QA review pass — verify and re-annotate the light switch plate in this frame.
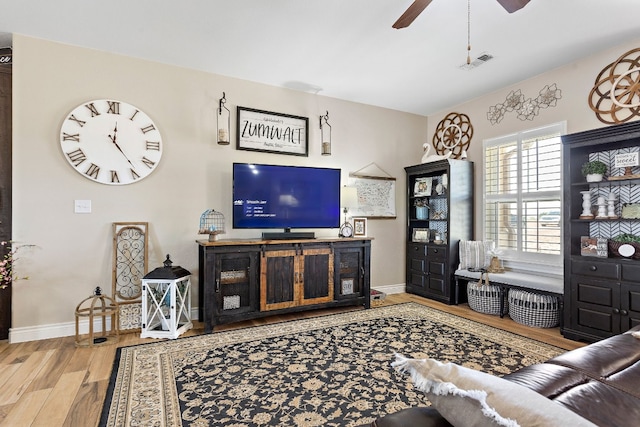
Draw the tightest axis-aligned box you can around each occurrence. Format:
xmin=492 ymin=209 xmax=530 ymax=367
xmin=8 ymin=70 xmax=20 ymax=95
xmin=74 ymin=199 xmax=92 ymax=214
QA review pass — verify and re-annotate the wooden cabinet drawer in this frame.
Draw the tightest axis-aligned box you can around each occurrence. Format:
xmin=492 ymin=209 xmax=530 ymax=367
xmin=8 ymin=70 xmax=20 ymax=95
xmin=428 ymin=245 xmax=447 ymax=259
xmin=572 ymin=260 xmax=620 ymax=280
xmin=408 ymin=243 xmax=427 ymax=257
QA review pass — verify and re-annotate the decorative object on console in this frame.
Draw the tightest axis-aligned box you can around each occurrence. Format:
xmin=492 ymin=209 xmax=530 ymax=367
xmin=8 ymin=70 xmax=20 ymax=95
xmin=432 ymin=112 xmax=472 ymax=159
xmin=609 ymin=233 xmax=640 ymax=259
xmin=319 ymin=110 xmax=331 ymax=156
xmin=199 ymin=209 xmax=226 ymax=241
xmin=580 ymin=190 xmax=594 ymax=219
xmin=112 ymin=222 xmax=148 ymax=331
xmin=141 ymin=255 xmax=192 ymax=339
xmin=434 ymin=232 xmax=443 ymax=244
xmin=581 ymin=236 xmax=608 ymax=258
xmin=596 ymin=195 xmax=608 ymax=219
xmin=216 ymin=92 xmax=230 ymax=145
xmin=609 ymin=152 xmax=640 ymax=180
xmin=414 ymin=199 xmax=429 ymax=220
xmin=414 ymin=177 xmax=432 ymax=196
xmin=339 ymin=186 xmax=358 ymax=237
xmin=353 ymin=217 xmax=367 ymax=237
xmin=589 ymin=47 xmax=640 ymax=124
xmin=421 ymin=142 xmax=451 ymax=163
xmin=608 ymin=192 xmax=618 ymax=219
xmin=412 ymin=227 xmax=430 ymax=242
xmin=60 ymin=99 xmax=163 ymax=185
xmin=622 ymin=203 xmax=640 ymax=219
xmin=487 ymin=84 xmax=562 ymax=124
xmin=236 ymin=107 xmax=309 ymax=156
xmin=581 ymin=160 xmax=607 ymax=182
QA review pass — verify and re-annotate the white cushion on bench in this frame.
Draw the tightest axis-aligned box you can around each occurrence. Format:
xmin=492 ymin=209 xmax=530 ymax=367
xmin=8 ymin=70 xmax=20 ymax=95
xmin=454 ymin=269 xmax=563 ymax=295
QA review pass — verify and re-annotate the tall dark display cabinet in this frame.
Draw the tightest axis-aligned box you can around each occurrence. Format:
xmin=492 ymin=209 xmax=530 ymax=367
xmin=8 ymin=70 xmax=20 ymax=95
xmin=562 ymin=121 xmax=640 ymax=343
xmin=405 ymin=159 xmax=473 ymax=304
xmin=0 ymin=50 xmax=12 ymax=340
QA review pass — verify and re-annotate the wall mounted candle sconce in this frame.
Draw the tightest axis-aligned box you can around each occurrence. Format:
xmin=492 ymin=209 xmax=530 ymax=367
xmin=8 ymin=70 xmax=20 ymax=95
xmin=217 ymin=92 xmax=230 ymax=145
xmin=319 ymin=110 xmax=331 ymax=156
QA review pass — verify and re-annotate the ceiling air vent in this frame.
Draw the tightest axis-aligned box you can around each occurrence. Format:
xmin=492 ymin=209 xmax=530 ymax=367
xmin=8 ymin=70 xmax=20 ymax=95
xmin=459 ymin=52 xmax=494 ymax=70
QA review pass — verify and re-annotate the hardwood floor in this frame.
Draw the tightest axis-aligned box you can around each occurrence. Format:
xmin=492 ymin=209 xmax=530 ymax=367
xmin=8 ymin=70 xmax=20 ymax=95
xmin=0 ymin=293 xmax=585 ymax=426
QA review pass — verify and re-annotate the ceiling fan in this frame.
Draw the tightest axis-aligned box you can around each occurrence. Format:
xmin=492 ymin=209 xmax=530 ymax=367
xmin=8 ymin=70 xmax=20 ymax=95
xmin=392 ymin=0 xmax=530 ymax=29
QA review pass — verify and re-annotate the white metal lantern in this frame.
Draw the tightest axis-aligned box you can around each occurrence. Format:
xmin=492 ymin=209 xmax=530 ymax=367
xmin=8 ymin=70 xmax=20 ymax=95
xmin=141 ymin=254 xmax=192 ymax=339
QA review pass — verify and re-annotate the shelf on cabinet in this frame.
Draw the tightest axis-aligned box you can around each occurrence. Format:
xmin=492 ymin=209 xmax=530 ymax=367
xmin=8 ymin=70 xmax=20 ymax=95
xmin=571 ymin=177 xmax=640 ymax=188
xmin=572 ymin=218 xmax=640 ymax=223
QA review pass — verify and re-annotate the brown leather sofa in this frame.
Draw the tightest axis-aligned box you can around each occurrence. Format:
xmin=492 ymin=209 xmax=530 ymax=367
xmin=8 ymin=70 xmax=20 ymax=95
xmin=368 ymin=325 xmax=640 ymax=427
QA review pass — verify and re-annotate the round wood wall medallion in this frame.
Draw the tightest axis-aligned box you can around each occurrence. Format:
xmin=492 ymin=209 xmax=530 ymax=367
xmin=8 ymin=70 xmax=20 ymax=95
xmin=588 ymin=47 xmax=640 ymax=124
xmin=432 ymin=112 xmax=473 ymax=159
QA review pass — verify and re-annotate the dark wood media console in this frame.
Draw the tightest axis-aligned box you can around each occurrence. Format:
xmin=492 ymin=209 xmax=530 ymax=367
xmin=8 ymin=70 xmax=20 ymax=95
xmin=197 ymin=237 xmax=372 ymax=332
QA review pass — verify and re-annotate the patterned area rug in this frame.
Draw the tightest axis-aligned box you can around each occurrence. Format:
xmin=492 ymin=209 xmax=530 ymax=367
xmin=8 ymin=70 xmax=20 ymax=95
xmin=100 ymin=303 xmax=564 ymax=427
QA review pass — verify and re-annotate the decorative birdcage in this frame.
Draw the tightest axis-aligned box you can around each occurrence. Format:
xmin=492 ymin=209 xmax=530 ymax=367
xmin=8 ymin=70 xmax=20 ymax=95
xmin=198 ymin=209 xmax=226 ymax=241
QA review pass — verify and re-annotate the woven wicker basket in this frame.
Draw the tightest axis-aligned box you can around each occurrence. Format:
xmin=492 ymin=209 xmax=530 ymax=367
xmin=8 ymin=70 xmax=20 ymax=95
xmin=608 ymin=240 xmax=640 ymax=259
xmin=508 ymin=289 xmax=560 ymax=328
xmin=467 ymin=278 xmax=506 ymax=316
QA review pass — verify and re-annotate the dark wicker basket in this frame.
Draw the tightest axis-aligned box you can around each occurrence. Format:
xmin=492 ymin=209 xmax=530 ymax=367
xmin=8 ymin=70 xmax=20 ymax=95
xmin=608 ymin=240 xmax=640 ymax=259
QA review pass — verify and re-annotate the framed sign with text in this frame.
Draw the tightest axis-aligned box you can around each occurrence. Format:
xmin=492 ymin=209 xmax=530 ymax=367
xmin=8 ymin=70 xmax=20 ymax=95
xmin=236 ymin=107 xmax=309 ymax=156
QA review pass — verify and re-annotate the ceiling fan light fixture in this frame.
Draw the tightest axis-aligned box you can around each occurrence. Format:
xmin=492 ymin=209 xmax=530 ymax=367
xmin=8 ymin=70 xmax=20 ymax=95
xmin=459 ymin=52 xmax=494 ymax=70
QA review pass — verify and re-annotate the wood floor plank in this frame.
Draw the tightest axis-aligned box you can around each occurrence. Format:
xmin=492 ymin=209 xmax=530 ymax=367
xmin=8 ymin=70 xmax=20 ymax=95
xmin=0 ymin=350 xmax=55 ymax=405
xmin=63 ymin=347 xmax=95 ymax=374
xmin=0 ymin=362 xmax=21 ymax=392
xmin=0 ymin=340 xmax=40 ymax=365
xmin=86 ymin=345 xmax=117 ymax=383
xmin=31 ymin=370 xmax=86 ymax=427
xmin=26 ymin=343 xmax=75 ymax=392
xmin=63 ymin=379 xmax=108 ymax=427
xmin=0 ymin=388 xmax=50 ymax=427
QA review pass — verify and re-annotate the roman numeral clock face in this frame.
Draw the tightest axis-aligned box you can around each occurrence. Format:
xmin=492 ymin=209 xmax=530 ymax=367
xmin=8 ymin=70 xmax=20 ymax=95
xmin=60 ymin=99 xmax=163 ymax=185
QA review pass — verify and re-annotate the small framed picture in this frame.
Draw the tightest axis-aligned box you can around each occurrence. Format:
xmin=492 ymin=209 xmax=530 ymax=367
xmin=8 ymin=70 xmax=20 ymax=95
xmin=414 ymin=177 xmax=432 ymax=196
xmin=412 ymin=228 xmax=430 ymax=242
xmin=353 ymin=217 xmax=367 ymax=237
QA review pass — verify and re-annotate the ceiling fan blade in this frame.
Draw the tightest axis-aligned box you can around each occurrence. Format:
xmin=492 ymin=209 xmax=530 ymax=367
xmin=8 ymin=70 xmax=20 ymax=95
xmin=392 ymin=0 xmax=433 ymax=29
xmin=496 ymin=0 xmax=531 ymax=13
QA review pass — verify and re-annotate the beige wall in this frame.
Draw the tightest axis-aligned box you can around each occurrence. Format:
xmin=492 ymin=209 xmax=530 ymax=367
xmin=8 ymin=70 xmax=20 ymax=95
xmin=11 ymin=35 xmax=426 ymax=337
xmin=427 ymin=38 xmax=640 ymax=240
xmin=11 ymin=34 xmax=640 ymax=339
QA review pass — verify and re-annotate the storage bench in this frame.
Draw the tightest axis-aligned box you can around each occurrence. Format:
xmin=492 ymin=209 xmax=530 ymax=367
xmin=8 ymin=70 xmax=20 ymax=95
xmin=454 ymin=269 xmax=563 ymax=327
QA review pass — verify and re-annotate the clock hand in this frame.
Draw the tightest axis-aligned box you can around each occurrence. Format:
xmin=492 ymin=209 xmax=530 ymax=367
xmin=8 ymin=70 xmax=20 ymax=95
xmin=108 ymin=122 xmax=135 ymax=169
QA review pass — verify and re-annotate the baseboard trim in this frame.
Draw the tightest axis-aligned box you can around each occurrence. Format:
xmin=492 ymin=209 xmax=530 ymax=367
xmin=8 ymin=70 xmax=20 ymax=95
xmin=9 ymin=287 xmax=408 ymax=343
xmin=9 ymin=308 xmax=201 ymax=344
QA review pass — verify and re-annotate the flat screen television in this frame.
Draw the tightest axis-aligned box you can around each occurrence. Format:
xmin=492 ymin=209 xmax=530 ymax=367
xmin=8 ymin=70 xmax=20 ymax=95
xmin=233 ymin=163 xmax=341 ymax=239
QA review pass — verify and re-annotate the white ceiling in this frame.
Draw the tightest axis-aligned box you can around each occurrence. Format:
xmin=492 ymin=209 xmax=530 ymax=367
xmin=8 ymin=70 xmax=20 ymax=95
xmin=1 ymin=0 xmax=640 ymax=116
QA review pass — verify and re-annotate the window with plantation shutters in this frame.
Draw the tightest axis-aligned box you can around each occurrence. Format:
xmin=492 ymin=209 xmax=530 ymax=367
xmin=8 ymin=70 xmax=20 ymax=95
xmin=483 ymin=122 xmax=565 ymax=266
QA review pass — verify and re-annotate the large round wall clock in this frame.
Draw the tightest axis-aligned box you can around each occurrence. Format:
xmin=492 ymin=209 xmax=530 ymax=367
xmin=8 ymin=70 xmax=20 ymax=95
xmin=60 ymin=99 xmax=163 ymax=185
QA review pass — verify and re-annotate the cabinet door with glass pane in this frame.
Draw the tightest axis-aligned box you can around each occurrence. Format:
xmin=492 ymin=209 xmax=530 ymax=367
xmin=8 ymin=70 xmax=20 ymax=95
xmin=214 ymin=251 xmax=259 ymax=318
